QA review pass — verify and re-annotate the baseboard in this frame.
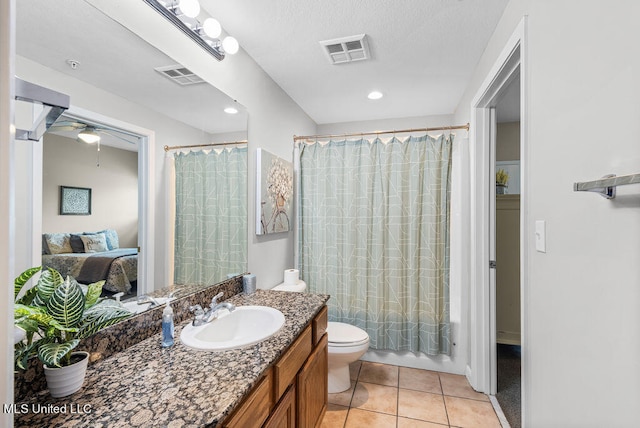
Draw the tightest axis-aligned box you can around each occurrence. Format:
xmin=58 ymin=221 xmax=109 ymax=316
xmin=497 ymin=330 xmax=521 ymax=345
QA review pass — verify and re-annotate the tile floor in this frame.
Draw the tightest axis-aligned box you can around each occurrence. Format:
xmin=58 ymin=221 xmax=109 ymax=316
xmin=321 ymin=361 xmax=502 ymax=428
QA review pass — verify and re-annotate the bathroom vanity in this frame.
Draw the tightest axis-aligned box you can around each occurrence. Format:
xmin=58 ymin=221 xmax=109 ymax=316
xmin=14 ymin=287 xmax=329 ymax=427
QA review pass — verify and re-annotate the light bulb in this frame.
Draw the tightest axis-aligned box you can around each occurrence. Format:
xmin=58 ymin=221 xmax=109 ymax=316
xmin=203 ymin=18 xmax=221 ymax=38
xmin=77 ymin=127 xmax=101 ymax=144
xmin=222 ymin=36 xmax=239 ymax=55
xmin=178 ymin=0 xmax=200 ymax=18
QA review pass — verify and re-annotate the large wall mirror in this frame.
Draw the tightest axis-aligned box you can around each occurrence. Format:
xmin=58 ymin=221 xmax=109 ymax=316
xmin=15 ymin=0 xmax=248 ymax=314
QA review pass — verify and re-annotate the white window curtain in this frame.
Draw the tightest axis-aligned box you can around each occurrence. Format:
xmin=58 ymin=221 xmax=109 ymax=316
xmin=172 ymin=147 xmax=247 ymax=285
xmin=298 ymin=134 xmax=452 ymax=355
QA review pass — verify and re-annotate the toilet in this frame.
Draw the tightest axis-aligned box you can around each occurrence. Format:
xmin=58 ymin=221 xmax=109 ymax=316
xmin=326 ymin=321 xmax=370 ymax=393
xmin=271 ymin=279 xmax=370 ymax=394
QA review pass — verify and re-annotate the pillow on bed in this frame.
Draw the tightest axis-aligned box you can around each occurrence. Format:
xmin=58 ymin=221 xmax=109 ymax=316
xmin=97 ymin=229 xmax=119 ymax=250
xmin=43 ymin=233 xmax=72 ymax=254
xmin=42 ymin=234 xmax=51 ymax=255
xmin=70 ymin=234 xmax=86 ymax=253
xmin=80 ymin=233 xmax=109 ymax=253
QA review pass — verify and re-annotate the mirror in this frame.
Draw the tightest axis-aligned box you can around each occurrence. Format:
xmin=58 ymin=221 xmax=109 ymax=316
xmin=16 ymin=0 xmax=248 ymax=312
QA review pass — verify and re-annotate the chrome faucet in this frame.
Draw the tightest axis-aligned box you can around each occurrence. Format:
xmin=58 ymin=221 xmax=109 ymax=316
xmin=137 ymin=290 xmax=179 ymax=309
xmin=189 ymin=292 xmax=236 ymax=326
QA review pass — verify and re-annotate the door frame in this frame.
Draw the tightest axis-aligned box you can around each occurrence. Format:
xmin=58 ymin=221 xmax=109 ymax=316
xmin=31 ymin=105 xmax=155 ymax=295
xmin=467 ymin=15 xmax=529 ymax=419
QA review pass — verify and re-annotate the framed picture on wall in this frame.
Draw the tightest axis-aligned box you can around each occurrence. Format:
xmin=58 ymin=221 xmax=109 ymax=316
xmin=256 ymin=148 xmax=293 ymax=235
xmin=59 ymin=186 xmax=92 ymax=215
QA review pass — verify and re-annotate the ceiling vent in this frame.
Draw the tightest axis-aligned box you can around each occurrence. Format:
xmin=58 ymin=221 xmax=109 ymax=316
xmin=319 ymin=34 xmax=370 ymax=65
xmin=154 ymin=65 xmax=205 ymax=86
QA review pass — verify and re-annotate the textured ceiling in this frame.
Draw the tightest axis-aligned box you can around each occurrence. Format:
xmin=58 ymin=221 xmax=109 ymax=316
xmin=202 ymin=0 xmax=509 ymax=124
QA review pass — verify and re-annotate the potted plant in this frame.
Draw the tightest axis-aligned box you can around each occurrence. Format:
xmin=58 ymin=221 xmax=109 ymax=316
xmin=14 ymin=266 xmax=132 ymax=397
xmin=496 ymin=169 xmax=509 ymax=194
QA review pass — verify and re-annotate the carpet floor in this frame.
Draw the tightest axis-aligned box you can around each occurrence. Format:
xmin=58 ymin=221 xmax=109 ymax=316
xmin=496 ymin=344 xmax=521 ymax=428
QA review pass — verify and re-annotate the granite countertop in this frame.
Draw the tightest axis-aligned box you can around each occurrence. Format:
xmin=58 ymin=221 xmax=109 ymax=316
xmin=15 ymin=290 xmax=330 ymax=428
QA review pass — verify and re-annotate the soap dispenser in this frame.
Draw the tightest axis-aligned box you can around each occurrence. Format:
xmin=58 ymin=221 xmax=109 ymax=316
xmin=162 ymin=300 xmax=174 ymax=347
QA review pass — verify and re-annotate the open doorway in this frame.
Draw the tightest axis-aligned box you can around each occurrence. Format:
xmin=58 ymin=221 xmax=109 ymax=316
xmin=494 ymin=75 xmax=522 ymax=428
xmin=43 ymin=112 xmax=142 ymax=298
xmin=468 ymin=16 xmax=528 ymax=427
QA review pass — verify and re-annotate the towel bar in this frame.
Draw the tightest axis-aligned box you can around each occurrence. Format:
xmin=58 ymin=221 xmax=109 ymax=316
xmin=573 ymin=173 xmax=640 ymax=199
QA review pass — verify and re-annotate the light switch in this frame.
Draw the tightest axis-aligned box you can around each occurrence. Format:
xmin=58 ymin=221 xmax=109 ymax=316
xmin=535 ymin=220 xmax=546 ymax=253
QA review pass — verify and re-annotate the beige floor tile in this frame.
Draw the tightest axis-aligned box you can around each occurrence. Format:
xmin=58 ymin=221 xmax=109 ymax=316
xmin=349 ymin=360 xmax=362 ymax=381
xmin=344 ymin=408 xmax=397 ymax=428
xmin=358 ymin=361 xmax=399 ymax=387
xmin=399 ymin=367 xmax=442 ymax=394
xmin=328 ymin=380 xmax=356 ymax=407
xmin=439 ymin=373 xmax=489 ymax=401
xmin=350 ymin=381 xmax=398 ymax=415
xmin=398 ymin=389 xmax=449 ymax=425
xmin=321 ymin=403 xmax=349 ymax=428
xmin=398 ymin=417 xmax=450 ymax=428
xmin=445 ymin=396 xmax=501 ymax=428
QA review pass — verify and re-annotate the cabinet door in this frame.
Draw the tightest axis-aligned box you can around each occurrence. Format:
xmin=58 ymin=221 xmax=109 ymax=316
xmin=264 ymin=384 xmax=296 ymax=428
xmin=296 ymin=334 xmax=328 ymax=428
xmin=222 ymin=369 xmax=273 ymax=428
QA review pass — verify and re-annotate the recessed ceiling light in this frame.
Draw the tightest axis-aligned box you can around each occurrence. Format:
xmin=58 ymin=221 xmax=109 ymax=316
xmin=368 ymin=91 xmax=383 ymax=100
xmin=224 ymin=107 xmax=239 ymax=114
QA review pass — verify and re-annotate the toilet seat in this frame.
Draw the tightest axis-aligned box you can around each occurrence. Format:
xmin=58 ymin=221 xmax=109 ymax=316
xmin=327 ymin=322 xmax=369 ymax=347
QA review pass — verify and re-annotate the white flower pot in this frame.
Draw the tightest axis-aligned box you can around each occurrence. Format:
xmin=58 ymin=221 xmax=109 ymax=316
xmin=43 ymin=351 xmax=89 ymax=398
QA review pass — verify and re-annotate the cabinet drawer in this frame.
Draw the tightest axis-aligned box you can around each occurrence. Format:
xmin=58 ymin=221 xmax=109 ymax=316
xmin=274 ymin=325 xmax=312 ymax=399
xmin=312 ymin=306 xmax=328 ymax=345
xmin=222 ymin=368 xmax=273 ymax=428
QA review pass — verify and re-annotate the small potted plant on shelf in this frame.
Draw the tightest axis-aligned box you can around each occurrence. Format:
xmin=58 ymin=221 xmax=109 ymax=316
xmin=14 ymin=266 xmax=132 ymax=397
xmin=496 ymin=169 xmax=509 ymax=195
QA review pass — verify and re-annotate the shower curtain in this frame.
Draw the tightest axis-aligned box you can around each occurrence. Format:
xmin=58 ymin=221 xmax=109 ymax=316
xmin=298 ymin=134 xmax=452 ymax=355
xmin=173 ymin=147 xmax=247 ymax=285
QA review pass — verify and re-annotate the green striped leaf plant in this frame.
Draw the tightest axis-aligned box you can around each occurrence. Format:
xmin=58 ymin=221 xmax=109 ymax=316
xmin=14 ymin=267 xmax=132 ymax=370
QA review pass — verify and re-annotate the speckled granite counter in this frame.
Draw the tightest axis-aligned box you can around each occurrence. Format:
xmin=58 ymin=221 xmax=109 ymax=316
xmin=14 ymin=290 xmax=330 ymax=428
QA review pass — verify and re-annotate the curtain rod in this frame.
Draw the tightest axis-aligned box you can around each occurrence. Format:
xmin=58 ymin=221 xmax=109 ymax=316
xmin=293 ymin=123 xmax=469 ymax=142
xmin=164 ymin=140 xmax=248 ymax=152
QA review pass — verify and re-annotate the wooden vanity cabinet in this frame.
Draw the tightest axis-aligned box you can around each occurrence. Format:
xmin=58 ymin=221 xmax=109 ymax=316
xmin=296 ymin=333 xmax=328 ymax=427
xmin=222 ymin=305 xmax=328 ymax=428
xmin=222 ymin=368 xmax=274 ymax=428
xmin=263 ymin=384 xmax=296 ymax=428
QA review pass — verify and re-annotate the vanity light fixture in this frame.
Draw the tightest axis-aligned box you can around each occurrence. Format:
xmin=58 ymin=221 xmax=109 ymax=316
xmin=367 ymin=91 xmax=383 ymax=100
xmin=144 ymin=0 xmax=239 ymax=61
xmin=77 ymin=127 xmax=101 ymax=144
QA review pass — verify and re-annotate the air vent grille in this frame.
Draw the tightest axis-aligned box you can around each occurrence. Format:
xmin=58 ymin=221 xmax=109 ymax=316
xmin=319 ymin=34 xmax=370 ymax=65
xmin=154 ymin=65 xmax=205 ymax=85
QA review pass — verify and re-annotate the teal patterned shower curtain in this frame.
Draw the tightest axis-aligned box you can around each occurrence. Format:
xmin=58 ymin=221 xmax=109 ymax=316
xmin=174 ymin=147 xmax=247 ymax=285
xmin=298 ymin=134 xmax=452 ymax=355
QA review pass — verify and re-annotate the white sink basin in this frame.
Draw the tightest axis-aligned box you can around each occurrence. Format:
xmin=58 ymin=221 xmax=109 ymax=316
xmin=180 ymin=306 xmax=285 ymax=351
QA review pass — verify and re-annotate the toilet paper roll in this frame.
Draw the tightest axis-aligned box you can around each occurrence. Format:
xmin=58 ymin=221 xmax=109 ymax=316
xmin=243 ymin=274 xmax=256 ymax=294
xmin=284 ymin=269 xmax=299 ymax=285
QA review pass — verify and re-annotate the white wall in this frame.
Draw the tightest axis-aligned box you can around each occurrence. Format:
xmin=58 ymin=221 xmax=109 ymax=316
xmin=456 ymin=0 xmax=640 ymax=426
xmin=42 ymin=134 xmax=138 ymax=248
xmin=316 ymin=114 xmax=469 ymax=374
xmin=1 ymin=0 xmax=15 ymax=423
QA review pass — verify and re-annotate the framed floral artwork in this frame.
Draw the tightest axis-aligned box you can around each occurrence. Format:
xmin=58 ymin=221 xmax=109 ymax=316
xmin=256 ymin=149 xmax=293 ymax=235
